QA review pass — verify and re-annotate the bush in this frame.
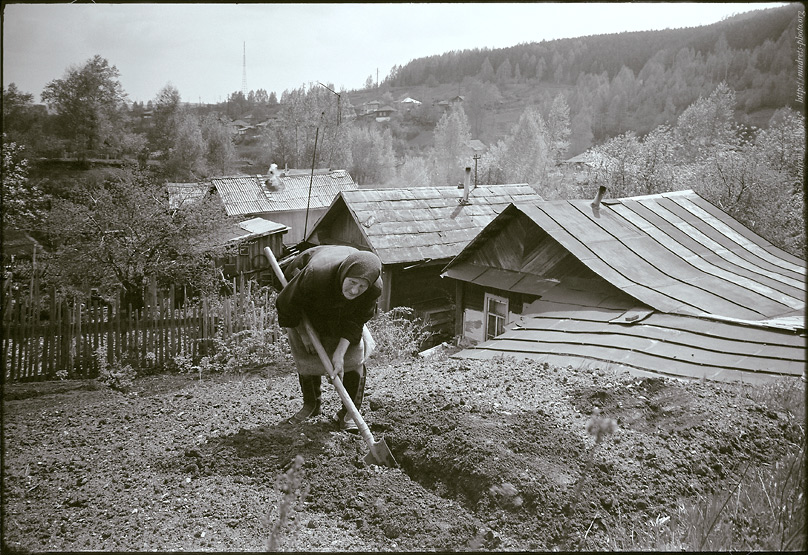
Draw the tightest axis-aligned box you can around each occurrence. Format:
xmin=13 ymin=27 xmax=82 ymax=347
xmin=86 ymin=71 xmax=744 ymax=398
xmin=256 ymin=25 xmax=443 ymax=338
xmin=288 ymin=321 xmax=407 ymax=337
xmin=94 ymin=347 xmax=136 ymax=391
xmin=210 ymin=328 xmax=293 ymax=374
xmin=366 ymin=306 xmax=431 ymax=363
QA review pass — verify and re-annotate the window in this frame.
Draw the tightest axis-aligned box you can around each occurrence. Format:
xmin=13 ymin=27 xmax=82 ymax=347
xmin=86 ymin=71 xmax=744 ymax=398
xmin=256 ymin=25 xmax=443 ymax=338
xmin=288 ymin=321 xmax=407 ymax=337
xmin=484 ymin=293 xmax=509 ymax=340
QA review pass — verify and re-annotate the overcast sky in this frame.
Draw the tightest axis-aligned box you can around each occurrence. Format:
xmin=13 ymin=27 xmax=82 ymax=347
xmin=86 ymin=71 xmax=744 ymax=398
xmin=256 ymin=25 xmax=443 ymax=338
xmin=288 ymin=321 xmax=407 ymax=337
xmin=2 ymin=2 xmax=790 ymax=105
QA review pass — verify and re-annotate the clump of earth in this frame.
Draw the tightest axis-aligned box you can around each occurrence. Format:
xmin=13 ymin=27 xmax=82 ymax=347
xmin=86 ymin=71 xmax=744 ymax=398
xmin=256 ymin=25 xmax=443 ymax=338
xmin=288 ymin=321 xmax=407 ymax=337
xmin=2 ymin=354 xmax=804 ymax=551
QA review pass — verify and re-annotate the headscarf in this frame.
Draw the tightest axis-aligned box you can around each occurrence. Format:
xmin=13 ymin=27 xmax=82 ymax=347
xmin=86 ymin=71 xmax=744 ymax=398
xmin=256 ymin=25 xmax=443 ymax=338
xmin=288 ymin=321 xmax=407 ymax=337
xmin=337 ymin=250 xmax=381 ymax=287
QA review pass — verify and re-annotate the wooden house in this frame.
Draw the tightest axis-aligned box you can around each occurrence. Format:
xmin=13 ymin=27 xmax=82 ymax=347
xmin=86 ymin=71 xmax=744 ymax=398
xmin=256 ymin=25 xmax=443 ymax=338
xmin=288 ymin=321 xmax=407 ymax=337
xmin=441 ymin=189 xmax=805 ymax=384
xmin=216 ymin=217 xmax=289 ymax=282
xmin=399 ymin=97 xmax=422 ymax=111
xmin=370 ymin=105 xmax=397 ymax=122
xmin=304 ymin=178 xmax=543 ymax=339
xmin=212 ymin=169 xmax=358 ymax=245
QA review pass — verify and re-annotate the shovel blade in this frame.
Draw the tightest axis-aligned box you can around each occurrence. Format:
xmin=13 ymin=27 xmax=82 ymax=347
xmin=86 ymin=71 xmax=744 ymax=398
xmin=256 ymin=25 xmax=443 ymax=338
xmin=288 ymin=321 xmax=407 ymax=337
xmin=363 ymin=438 xmax=398 ymax=468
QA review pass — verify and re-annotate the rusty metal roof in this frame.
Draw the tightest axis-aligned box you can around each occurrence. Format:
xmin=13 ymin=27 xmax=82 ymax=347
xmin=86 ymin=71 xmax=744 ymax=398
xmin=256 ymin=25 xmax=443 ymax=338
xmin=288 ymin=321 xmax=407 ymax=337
xmin=447 ymin=189 xmax=804 ymax=324
xmin=212 ymin=170 xmax=357 ymax=216
xmin=312 ymin=185 xmax=544 ymax=265
xmin=454 ymin=297 xmax=805 ymax=384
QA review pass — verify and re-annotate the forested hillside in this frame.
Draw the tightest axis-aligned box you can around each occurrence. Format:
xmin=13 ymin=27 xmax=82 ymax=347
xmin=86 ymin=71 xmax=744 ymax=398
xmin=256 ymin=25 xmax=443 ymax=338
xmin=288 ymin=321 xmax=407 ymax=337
xmin=373 ymin=3 xmax=802 ymax=151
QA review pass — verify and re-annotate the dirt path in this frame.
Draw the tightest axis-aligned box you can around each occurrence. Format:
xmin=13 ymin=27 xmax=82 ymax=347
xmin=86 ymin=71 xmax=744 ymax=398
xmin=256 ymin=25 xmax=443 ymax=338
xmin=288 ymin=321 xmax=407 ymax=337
xmin=2 ymin=356 xmax=804 ymax=551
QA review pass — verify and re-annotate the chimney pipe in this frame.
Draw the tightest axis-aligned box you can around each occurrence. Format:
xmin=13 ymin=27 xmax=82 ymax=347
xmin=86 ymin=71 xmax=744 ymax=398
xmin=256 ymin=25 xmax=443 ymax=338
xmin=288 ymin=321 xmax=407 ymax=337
xmin=460 ymin=167 xmax=472 ymax=204
xmin=591 ymin=185 xmax=607 ymax=209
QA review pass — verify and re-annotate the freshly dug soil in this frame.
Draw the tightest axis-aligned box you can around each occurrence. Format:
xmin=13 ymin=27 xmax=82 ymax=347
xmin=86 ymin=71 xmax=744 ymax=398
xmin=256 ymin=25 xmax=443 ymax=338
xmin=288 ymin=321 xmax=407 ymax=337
xmin=2 ymin=355 xmax=804 ymax=552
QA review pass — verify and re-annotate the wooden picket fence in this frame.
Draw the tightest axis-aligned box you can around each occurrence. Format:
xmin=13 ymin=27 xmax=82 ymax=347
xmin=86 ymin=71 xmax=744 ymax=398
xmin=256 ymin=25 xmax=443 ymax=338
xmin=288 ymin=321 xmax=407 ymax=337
xmin=2 ymin=278 xmax=281 ymax=382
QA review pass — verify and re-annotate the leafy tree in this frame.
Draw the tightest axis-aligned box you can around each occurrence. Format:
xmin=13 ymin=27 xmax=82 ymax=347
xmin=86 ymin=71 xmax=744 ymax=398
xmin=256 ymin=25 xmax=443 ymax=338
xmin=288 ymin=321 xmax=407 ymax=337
xmin=2 ymin=84 xmax=51 ymax=156
xmin=41 ymin=55 xmax=127 ymax=155
xmin=430 ymin=105 xmax=472 ymax=186
xmin=393 ymin=155 xmax=432 ymax=188
xmin=589 ymin=131 xmax=643 ymax=198
xmin=3 ymin=84 xmax=39 ymax=140
xmin=1 ymin=135 xmax=48 ymax=229
xmin=569 ymin=105 xmax=595 ymax=155
xmin=696 ymin=107 xmax=805 ymax=256
xmin=507 ymin=106 xmax=552 ymax=185
xmin=478 ymin=139 xmax=508 ymax=185
xmin=42 ymin=166 xmax=234 ymax=309
xmin=464 ymin=80 xmax=502 ymax=137
xmin=674 ymin=82 xmax=738 ymax=162
xmin=201 ymin=114 xmax=236 ymax=175
xmin=164 ymin=111 xmax=207 ymax=180
xmin=495 ymin=59 xmax=513 ymax=84
xmin=478 ymin=57 xmax=495 ymax=82
xmin=345 ymin=125 xmax=396 ymax=185
xmin=268 ymin=83 xmax=344 ymax=169
xmin=547 ymin=94 xmax=571 ymax=162
xmin=226 ymin=90 xmax=248 ymax=119
xmin=149 ymin=84 xmax=182 ymax=154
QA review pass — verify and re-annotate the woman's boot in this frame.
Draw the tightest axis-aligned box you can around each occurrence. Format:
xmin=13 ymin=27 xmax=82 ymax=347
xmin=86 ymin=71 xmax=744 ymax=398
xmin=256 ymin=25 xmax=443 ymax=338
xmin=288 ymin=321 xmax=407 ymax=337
xmin=336 ymin=366 xmax=366 ymax=432
xmin=289 ymin=374 xmax=321 ymax=423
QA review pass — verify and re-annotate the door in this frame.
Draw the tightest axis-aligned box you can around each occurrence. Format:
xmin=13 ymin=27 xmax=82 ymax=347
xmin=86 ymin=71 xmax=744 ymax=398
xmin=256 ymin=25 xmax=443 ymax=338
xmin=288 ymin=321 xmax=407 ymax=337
xmin=484 ymin=293 xmax=509 ymax=340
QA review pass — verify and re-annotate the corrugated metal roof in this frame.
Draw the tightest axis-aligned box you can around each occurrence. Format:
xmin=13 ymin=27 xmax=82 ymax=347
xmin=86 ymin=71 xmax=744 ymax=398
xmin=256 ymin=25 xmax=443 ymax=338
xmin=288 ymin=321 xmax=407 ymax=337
xmin=327 ymin=185 xmax=544 ymax=265
xmin=212 ymin=170 xmax=357 ymax=216
xmin=221 ymin=217 xmax=289 ymax=244
xmin=454 ymin=298 xmax=805 ymax=384
xmin=502 ymin=190 xmax=804 ymax=322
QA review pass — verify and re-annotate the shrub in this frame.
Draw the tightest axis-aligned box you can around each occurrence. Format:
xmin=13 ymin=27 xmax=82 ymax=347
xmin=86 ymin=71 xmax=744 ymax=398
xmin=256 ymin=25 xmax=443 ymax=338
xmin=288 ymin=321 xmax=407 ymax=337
xmin=210 ymin=328 xmax=293 ymax=374
xmin=366 ymin=306 xmax=431 ymax=363
xmin=94 ymin=347 xmax=136 ymax=391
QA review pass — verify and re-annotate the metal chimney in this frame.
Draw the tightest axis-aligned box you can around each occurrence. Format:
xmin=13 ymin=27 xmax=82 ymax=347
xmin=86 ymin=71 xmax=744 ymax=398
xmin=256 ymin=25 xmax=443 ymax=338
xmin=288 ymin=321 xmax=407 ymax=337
xmin=591 ymin=185 xmax=607 ymax=209
xmin=460 ymin=167 xmax=472 ymax=204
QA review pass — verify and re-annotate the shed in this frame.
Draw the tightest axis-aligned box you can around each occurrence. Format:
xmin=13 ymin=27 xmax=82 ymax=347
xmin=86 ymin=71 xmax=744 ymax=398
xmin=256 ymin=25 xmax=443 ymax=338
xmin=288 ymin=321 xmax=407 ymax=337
xmin=442 ymin=190 xmax=805 ymax=383
xmin=211 ymin=169 xmax=358 ymax=245
xmin=215 ymin=217 xmax=289 ymax=282
xmin=304 ymin=183 xmax=544 ymax=340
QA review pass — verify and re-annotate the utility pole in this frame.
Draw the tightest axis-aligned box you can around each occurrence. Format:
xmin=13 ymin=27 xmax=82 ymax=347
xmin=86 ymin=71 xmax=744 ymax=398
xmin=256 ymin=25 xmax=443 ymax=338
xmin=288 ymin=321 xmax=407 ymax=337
xmin=473 ymin=154 xmax=481 ymax=187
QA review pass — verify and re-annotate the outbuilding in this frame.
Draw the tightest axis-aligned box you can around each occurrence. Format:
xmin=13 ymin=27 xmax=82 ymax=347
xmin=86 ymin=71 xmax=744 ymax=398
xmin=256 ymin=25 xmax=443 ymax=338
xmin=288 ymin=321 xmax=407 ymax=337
xmin=212 ymin=168 xmax=358 ymax=245
xmin=442 ymin=189 xmax=805 ymax=383
xmin=304 ymin=173 xmax=543 ymax=340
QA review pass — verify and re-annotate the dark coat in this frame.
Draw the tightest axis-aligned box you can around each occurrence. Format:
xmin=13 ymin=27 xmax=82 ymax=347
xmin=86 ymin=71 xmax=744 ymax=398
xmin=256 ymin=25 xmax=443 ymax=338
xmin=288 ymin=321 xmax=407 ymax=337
xmin=276 ymin=246 xmax=381 ymax=345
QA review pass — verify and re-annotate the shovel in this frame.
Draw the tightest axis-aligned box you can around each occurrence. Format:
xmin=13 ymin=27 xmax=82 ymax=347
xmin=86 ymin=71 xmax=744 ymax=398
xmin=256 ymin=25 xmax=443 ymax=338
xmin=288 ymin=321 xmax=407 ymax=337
xmin=264 ymin=247 xmax=398 ymax=468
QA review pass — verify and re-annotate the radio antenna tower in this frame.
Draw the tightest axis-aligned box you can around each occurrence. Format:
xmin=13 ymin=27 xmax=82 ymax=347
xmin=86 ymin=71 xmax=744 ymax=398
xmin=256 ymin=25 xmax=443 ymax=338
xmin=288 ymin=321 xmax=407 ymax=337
xmin=241 ymin=42 xmax=247 ymax=96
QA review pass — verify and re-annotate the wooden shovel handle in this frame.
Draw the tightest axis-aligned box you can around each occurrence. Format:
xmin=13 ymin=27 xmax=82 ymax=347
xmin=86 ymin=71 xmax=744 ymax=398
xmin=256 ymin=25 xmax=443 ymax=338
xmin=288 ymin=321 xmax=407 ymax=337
xmin=264 ymin=247 xmax=377 ymax=448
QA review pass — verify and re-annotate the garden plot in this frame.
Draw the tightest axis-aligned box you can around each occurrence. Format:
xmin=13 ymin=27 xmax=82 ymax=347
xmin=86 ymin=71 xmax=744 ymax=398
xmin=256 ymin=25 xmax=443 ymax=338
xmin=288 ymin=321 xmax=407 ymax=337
xmin=2 ymin=357 xmax=804 ymax=552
